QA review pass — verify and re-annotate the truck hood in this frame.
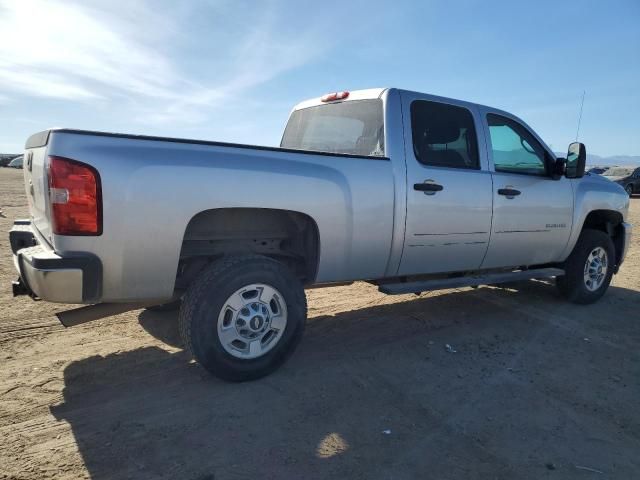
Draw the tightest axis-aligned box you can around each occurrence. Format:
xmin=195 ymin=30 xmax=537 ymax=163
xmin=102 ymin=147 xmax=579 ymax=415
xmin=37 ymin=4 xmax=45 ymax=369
xmin=601 ymin=175 xmax=627 ymax=182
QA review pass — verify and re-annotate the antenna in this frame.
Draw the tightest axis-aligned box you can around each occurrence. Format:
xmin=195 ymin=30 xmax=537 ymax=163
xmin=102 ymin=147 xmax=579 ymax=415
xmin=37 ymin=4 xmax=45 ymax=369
xmin=575 ymin=90 xmax=586 ymax=141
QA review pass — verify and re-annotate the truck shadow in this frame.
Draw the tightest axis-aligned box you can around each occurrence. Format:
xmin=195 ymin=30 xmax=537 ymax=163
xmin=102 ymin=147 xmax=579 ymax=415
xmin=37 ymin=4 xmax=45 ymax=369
xmin=51 ymin=281 xmax=640 ymax=479
xmin=138 ymin=308 xmax=183 ymax=348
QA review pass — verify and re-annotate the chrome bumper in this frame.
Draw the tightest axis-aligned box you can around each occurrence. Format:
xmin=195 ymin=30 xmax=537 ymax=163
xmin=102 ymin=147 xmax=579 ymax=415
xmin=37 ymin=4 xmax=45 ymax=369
xmin=10 ymin=221 xmax=101 ymax=303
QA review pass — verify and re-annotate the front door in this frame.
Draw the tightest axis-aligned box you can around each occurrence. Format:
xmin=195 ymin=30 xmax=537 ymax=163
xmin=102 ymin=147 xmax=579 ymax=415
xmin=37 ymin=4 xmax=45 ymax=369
xmin=398 ymin=97 xmax=493 ymax=276
xmin=481 ymin=113 xmax=573 ymax=268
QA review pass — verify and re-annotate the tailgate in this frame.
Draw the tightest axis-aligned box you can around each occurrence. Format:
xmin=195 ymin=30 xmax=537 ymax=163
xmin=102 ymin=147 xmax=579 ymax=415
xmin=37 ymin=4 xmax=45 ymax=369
xmin=23 ymin=131 xmax=53 ymax=242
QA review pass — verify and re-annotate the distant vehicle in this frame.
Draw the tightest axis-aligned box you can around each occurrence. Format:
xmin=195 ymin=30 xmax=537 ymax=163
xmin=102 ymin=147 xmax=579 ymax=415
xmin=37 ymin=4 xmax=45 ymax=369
xmin=587 ymin=166 xmax=610 ymax=175
xmin=9 ymin=88 xmax=633 ymax=381
xmin=0 ymin=154 xmax=20 ymax=167
xmin=603 ymin=166 xmax=640 ymax=196
xmin=8 ymin=156 xmax=23 ymax=168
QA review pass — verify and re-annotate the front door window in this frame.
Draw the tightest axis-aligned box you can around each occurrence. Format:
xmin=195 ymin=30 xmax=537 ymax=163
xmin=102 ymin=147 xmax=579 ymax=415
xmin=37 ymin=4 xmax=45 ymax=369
xmin=487 ymin=114 xmax=547 ymax=175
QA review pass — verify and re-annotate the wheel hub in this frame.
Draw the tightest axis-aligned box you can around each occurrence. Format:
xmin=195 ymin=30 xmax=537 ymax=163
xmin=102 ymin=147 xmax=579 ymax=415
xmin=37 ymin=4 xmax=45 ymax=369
xmin=217 ymin=284 xmax=288 ymax=359
xmin=250 ymin=315 xmax=264 ymax=331
xmin=583 ymin=247 xmax=608 ymax=292
xmin=234 ymin=302 xmax=271 ymax=339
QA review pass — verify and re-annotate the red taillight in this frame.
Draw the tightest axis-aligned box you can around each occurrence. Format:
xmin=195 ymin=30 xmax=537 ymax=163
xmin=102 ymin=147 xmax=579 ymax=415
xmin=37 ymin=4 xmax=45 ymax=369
xmin=48 ymin=156 xmax=102 ymax=236
xmin=321 ymin=91 xmax=349 ymax=102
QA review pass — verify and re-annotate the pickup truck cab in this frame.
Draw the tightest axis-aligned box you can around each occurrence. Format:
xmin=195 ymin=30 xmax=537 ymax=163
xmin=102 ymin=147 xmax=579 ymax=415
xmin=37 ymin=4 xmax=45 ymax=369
xmin=10 ymin=88 xmax=632 ymax=381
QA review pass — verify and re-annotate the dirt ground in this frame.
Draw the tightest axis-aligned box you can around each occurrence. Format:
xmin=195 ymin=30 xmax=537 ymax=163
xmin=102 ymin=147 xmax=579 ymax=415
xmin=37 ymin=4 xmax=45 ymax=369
xmin=1 ymin=167 xmax=639 ymax=480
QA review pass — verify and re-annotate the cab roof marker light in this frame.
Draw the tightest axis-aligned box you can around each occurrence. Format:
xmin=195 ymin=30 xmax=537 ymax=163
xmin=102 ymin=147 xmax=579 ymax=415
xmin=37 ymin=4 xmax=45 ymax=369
xmin=321 ymin=91 xmax=349 ymax=102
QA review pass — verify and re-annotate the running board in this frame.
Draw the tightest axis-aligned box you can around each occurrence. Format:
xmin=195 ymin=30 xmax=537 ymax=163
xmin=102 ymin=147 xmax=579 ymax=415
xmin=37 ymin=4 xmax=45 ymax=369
xmin=377 ymin=268 xmax=565 ymax=295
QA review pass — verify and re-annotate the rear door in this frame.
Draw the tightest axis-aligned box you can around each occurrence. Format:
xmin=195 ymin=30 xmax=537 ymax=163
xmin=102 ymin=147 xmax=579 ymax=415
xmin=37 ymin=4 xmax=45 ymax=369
xmin=480 ymin=112 xmax=573 ymax=268
xmin=398 ymin=95 xmax=493 ymax=275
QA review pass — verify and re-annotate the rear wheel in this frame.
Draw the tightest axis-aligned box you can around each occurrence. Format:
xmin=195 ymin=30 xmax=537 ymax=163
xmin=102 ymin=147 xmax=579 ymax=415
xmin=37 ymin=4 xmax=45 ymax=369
xmin=179 ymin=255 xmax=307 ymax=381
xmin=556 ymin=229 xmax=615 ymax=304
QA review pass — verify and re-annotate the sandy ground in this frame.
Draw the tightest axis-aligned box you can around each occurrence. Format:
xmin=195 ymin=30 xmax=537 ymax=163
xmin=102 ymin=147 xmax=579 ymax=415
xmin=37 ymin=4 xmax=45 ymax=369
xmin=1 ymin=166 xmax=639 ymax=479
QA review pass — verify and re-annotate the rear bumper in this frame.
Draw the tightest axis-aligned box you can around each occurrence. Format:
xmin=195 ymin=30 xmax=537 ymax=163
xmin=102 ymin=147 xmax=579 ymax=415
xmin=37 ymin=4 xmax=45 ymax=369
xmin=10 ymin=221 xmax=102 ymax=303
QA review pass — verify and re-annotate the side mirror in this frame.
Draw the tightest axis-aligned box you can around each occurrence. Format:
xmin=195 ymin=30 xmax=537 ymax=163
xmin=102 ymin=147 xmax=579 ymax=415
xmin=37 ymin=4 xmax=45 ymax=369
xmin=566 ymin=142 xmax=586 ymax=178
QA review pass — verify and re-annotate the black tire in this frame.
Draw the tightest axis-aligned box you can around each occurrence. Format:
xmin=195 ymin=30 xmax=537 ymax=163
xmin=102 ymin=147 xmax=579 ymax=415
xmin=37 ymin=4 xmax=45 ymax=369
xmin=146 ymin=299 xmax=182 ymax=312
xmin=556 ymin=229 xmax=615 ymax=304
xmin=178 ymin=255 xmax=307 ymax=382
xmin=625 ymin=184 xmax=634 ymax=197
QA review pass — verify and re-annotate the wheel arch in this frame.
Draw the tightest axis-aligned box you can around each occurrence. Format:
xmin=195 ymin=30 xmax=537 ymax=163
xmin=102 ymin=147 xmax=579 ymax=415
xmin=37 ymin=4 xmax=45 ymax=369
xmin=175 ymin=207 xmax=320 ymax=290
xmin=579 ymin=209 xmax=625 ymax=270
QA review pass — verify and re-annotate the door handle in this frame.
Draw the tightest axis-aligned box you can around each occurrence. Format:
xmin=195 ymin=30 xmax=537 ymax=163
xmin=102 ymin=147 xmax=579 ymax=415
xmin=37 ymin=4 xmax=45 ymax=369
xmin=497 ymin=188 xmax=521 ymax=198
xmin=414 ymin=182 xmax=443 ymax=193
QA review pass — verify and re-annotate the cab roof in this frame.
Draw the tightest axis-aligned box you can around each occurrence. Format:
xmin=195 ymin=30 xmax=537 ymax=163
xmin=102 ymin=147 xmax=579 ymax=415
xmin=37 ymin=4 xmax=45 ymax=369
xmin=292 ymin=87 xmax=503 ymax=115
xmin=292 ymin=88 xmax=387 ymax=111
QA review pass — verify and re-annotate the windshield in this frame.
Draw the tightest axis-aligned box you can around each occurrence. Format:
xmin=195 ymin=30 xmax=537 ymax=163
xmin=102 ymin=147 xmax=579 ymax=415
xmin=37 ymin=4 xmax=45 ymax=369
xmin=281 ymin=100 xmax=385 ymax=157
xmin=604 ymin=167 xmax=634 ymax=177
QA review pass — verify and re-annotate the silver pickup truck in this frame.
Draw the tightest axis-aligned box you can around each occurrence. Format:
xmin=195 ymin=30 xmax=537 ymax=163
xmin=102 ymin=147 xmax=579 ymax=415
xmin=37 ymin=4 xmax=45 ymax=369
xmin=10 ymin=88 xmax=632 ymax=381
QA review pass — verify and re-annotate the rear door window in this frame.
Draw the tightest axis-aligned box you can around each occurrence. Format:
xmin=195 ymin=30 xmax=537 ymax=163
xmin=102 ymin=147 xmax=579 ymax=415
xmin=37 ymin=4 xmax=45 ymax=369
xmin=410 ymin=100 xmax=480 ymax=169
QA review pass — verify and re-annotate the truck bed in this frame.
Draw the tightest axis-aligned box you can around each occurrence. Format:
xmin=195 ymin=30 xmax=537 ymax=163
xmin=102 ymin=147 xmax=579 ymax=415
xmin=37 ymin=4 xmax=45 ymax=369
xmin=20 ymin=128 xmax=397 ymax=302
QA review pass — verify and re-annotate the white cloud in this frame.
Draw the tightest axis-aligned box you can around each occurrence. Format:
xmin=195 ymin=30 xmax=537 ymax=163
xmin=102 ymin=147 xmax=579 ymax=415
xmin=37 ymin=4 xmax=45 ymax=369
xmin=0 ymin=68 xmax=101 ymax=100
xmin=0 ymin=0 xmax=331 ymax=124
xmin=0 ymin=0 xmax=180 ymax=100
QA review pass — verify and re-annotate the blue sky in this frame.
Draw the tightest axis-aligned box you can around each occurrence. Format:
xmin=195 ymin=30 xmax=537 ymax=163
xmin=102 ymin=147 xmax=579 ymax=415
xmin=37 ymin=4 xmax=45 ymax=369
xmin=1 ymin=0 xmax=639 ymax=156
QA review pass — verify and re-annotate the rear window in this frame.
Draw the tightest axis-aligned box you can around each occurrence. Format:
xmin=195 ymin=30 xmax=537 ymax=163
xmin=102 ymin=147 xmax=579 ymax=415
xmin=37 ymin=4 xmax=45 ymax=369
xmin=281 ymin=100 xmax=385 ymax=157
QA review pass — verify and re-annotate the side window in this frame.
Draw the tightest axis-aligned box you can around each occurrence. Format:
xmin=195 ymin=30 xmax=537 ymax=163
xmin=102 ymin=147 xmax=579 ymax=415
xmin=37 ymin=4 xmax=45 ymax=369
xmin=487 ymin=114 xmax=548 ymax=175
xmin=411 ymin=100 xmax=480 ymax=169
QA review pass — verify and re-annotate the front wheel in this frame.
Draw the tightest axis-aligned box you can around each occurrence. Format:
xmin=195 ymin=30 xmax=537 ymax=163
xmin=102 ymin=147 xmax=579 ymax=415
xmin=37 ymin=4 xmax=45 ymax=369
xmin=556 ymin=229 xmax=615 ymax=304
xmin=179 ymin=255 xmax=307 ymax=382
